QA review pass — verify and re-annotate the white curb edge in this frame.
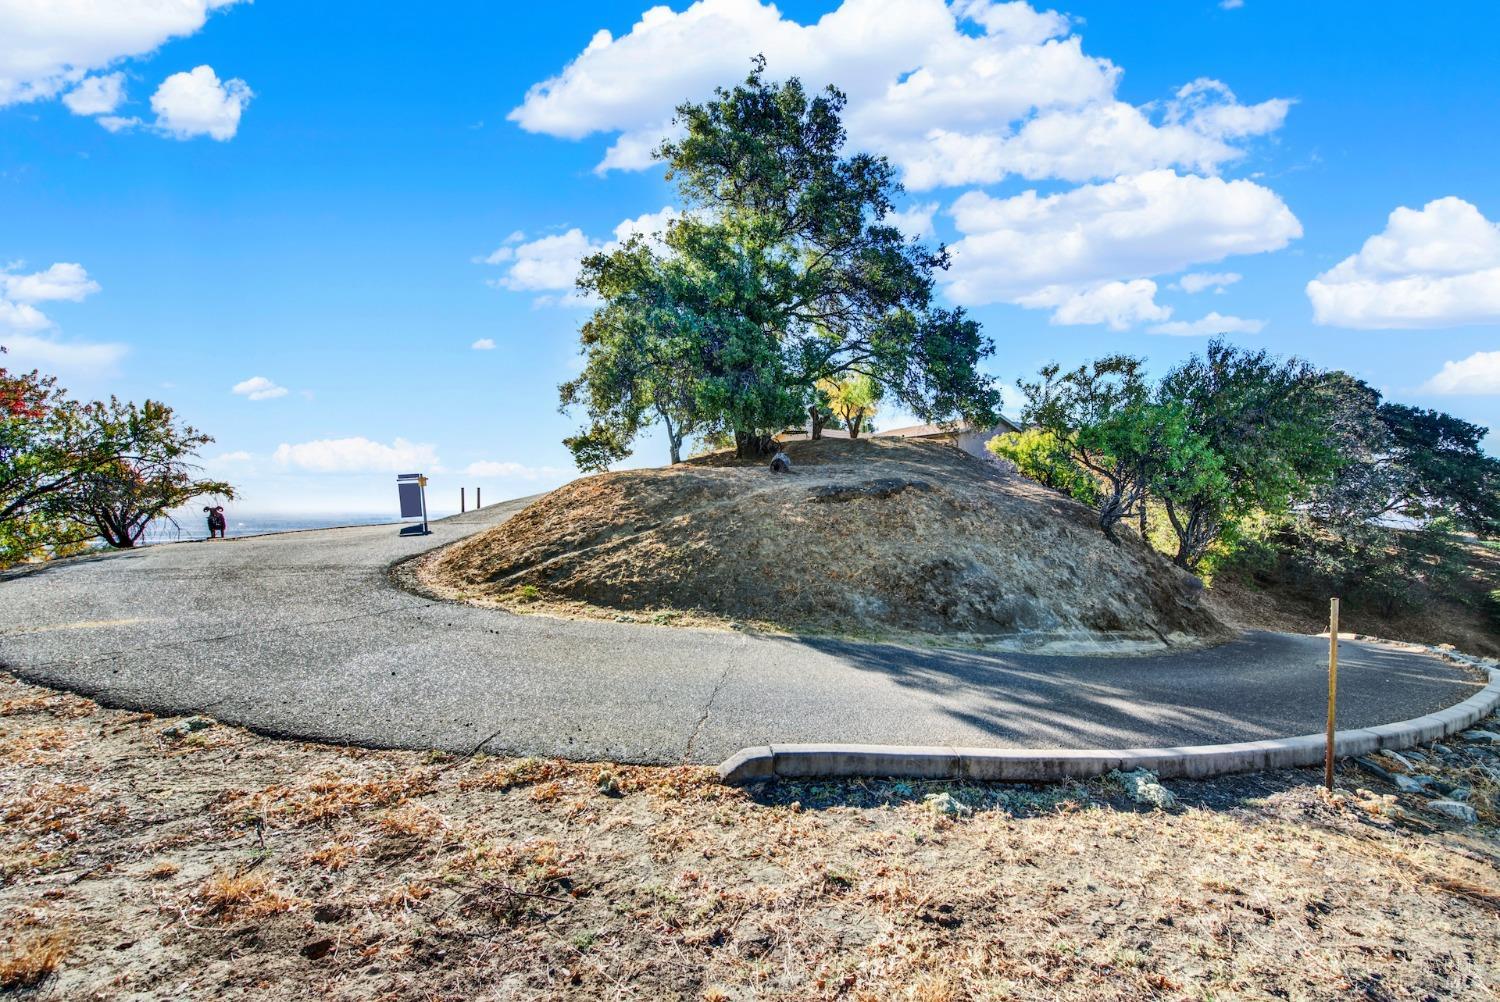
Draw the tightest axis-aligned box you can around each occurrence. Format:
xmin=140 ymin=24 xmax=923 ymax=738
xmin=717 ymin=655 xmax=1500 ymax=785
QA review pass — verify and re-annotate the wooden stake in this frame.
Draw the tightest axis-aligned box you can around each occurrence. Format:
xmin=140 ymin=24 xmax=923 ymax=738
xmin=1324 ymin=597 xmax=1340 ymax=790
xmin=461 ymin=487 xmax=466 ymax=514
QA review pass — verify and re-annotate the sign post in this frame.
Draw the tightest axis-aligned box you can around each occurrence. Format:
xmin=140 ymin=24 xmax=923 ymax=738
xmin=397 ymin=473 xmax=430 ymax=535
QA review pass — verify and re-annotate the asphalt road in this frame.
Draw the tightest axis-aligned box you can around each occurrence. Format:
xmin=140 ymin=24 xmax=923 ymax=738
xmin=0 ymin=502 xmax=1484 ymax=765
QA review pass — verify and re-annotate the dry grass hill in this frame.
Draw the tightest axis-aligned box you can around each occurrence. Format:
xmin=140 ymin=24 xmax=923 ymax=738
xmin=420 ymin=437 xmax=1227 ymax=651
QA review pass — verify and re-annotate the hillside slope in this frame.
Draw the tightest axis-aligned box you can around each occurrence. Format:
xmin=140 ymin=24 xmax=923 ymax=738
xmin=422 ymin=438 xmax=1227 ymax=650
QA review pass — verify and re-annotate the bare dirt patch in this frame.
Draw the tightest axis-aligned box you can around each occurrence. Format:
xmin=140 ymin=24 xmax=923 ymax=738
xmin=2 ymin=671 xmax=1498 ymax=999
xmin=417 ymin=438 xmax=1225 ymax=652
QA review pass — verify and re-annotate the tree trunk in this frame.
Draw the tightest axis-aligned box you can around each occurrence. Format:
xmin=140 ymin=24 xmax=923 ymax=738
xmin=848 ymin=414 xmax=863 ymax=439
xmin=734 ymin=430 xmax=775 ymax=459
xmin=1163 ymin=500 xmax=1196 ymax=569
xmin=809 ymin=406 xmax=823 ymax=441
xmin=661 ymin=411 xmax=682 ymax=465
xmin=97 ymin=510 xmax=134 ymax=549
xmin=1098 ymin=492 xmax=1124 ymax=544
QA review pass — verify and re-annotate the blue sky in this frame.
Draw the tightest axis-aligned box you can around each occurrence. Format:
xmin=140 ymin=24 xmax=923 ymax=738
xmin=3 ymin=0 xmax=1498 ymax=514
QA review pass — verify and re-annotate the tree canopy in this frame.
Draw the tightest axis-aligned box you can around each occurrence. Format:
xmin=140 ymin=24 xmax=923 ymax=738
xmin=64 ymin=398 xmax=234 ymax=549
xmin=1153 ymin=340 xmax=1338 ymax=568
xmin=818 ymin=372 xmax=881 ymax=439
xmin=560 ymin=61 xmax=998 ymax=468
xmin=1 ymin=347 xmax=232 ymax=564
xmin=1301 ymin=372 xmax=1500 ymax=539
xmin=1000 ymin=340 xmax=1498 ymax=579
xmin=1017 ymin=355 xmax=1212 ymax=542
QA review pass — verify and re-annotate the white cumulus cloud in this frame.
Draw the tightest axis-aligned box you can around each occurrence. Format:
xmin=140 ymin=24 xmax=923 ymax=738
xmin=491 ymin=229 xmax=597 ymax=293
xmin=1 ymin=261 xmax=100 ymax=303
xmin=273 ymin=437 xmax=439 ymax=474
xmin=151 ymin=64 xmax=252 ymax=140
xmin=231 ymin=375 xmax=288 ymax=401
xmin=1307 ymin=197 xmax=1500 ymax=329
xmin=0 ymin=332 xmax=126 ymax=373
xmin=1420 ymin=351 xmax=1500 ymax=395
xmin=1176 ymin=271 xmax=1241 ymax=294
xmin=0 ymin=260 xmax=121 ymax=371
xmin=482 ymin=207 xmax=680 ymax=303
xmin=886 ymin=202 xmax=939 ymax=240
xmin=1148 ymin=311 xmax=1265 ymax=336
xmin=464 ymin=460 xmax=566 ymax=480
xmin=61 ymin=71 xmax=124 ymax=115
xmin=0 ymin=299 xmax=52 ymax=332
xmin=0 ymin=0 xmax=244 ymax=107
xmin=1020 ymin=279 xmax=1170 ymax=331
xmin=510 ymin=0 xmax=1288 ymax=190
xmin=471 ymin=338 xmax=497 ymax=350
xmin=943 ymin=169 xmax=1301 ymax=317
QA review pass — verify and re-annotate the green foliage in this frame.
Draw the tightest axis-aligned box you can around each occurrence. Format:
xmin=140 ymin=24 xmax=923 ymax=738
xmin=1011 ymin=339 xmax=1500 ymax=583
xmin=1 ymin=348 xmax=103 ymax=566
xmin=1374 ymin=399 xmax=1499 ymax=533
xmin=1018 ymin=355 xmax=1210 ymax=542
xmin=817 ymin=373 xmax=881 ymax=439
xmin=1240 ymin=516 xmax=1474 ymax=618
xmin=1293 ymin=372 xmax=1500 ymax=599
xmin=1153 ymin=340 xmax=1338 ymax=569
xmin=560 ymin=60 xmax=998 ymax=466
xmin=561 ymin=426 xmax=633 ymax=475
xmin=985 ymin=428 xmax=1099 ymax=506
xmin=63 ymin=398 xmax=234 ymax=549
xmin=560 ymin=238 xmax=708 ymax=469
xmin=4 ymin=350 xmax=236 ymax=563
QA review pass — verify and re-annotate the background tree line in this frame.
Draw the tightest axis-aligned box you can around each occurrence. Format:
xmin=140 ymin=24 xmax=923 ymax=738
xmin=0 ymin=346 xmax=231 ymax=568
xmin=990 ymin=339 xmax=1500 ymax=612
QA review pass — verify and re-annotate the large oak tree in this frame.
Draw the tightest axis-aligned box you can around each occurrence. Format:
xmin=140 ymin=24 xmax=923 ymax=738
xmin=561 ymin=61 xmax=999 ymax=468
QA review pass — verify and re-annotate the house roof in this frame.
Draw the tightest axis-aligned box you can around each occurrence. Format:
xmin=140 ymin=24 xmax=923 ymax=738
xmin=873 ymin=415 xmax=1021 ymax=439
xmin=779 ymin=427 xmax=854 ymax=441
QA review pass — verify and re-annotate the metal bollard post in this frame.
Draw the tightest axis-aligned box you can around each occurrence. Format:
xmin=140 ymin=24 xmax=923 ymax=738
xmin=1324 ymin=597 xmax=1340 ymax=790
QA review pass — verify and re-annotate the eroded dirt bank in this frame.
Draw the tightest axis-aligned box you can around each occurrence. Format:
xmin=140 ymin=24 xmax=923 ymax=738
xmin=422 ymin=437 xmax=1225 ymax=650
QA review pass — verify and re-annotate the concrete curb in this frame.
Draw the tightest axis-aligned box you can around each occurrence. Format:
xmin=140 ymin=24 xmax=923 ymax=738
xmin=717 ymin=655 xmax=1500 ymax=785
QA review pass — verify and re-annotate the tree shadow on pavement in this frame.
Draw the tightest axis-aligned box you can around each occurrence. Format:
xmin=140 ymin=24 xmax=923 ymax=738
xmin=786 ymin=631 xmax=1483 ymax=750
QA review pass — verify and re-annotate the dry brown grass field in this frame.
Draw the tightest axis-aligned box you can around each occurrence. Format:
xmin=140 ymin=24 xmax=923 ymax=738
xmin=2 ymin=671 xmax=1497 ymax=1001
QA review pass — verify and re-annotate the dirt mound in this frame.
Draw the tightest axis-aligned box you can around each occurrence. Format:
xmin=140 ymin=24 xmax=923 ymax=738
xmin=422 ymin=437 xmax=1228 ymax=649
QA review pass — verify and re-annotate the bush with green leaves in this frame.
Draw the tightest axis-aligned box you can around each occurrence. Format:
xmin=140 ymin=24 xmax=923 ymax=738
xmin=985 ymin=428 xmax=1099 ymax=506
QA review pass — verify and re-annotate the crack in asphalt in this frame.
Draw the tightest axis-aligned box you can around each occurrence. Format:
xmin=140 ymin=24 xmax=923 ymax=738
xmin=469 ymin=720 xmax=523 ymax=757
xmin=682 ymin=639 xmax=742 ymax=763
